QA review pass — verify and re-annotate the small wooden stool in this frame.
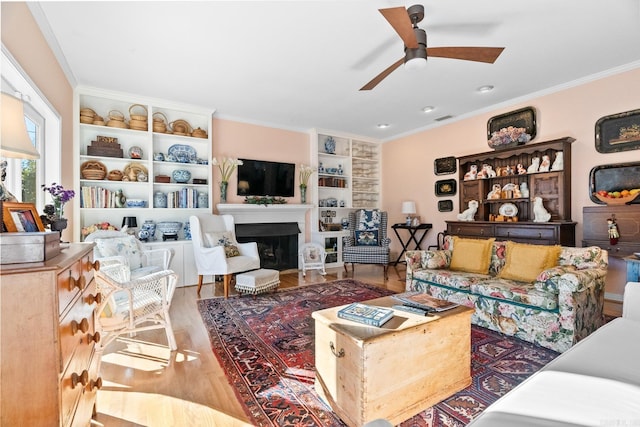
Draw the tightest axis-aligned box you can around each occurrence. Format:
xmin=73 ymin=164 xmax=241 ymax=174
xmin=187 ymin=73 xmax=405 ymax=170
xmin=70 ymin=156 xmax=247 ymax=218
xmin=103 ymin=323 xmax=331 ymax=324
xmin=235 ymin=269 xmax=280 ymax=295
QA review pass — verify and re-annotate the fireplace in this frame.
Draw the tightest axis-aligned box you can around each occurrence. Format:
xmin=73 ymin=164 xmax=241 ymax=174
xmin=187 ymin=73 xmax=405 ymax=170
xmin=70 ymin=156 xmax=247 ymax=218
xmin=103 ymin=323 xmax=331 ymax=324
xmin=236 ymin=222 xmax=300 ymax=271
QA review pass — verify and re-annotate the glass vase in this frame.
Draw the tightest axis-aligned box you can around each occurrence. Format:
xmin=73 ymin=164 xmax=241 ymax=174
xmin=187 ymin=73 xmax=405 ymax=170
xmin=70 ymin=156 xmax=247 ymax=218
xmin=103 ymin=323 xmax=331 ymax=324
xmin=300 ymin=185 xmax=307 ymax=204
xmin=220 ymin=181 xmax=228 ymax=203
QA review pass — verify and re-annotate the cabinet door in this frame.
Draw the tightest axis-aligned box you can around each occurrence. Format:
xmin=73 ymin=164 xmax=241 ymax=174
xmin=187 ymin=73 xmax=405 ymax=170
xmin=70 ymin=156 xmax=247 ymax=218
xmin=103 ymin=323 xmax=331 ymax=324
xmin=529 ymin=172 xmax=565 ymax=221
xmin=460 ymin=181 xmax=487 ymax=220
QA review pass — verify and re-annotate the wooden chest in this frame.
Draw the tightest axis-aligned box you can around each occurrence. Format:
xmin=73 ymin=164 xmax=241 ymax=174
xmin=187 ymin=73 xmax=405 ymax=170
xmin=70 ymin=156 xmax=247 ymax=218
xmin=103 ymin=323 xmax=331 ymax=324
xmin=583 ymin=205 xmax=640 ymax=258
xmin=312 ymin=296 xmax=473 ymax=426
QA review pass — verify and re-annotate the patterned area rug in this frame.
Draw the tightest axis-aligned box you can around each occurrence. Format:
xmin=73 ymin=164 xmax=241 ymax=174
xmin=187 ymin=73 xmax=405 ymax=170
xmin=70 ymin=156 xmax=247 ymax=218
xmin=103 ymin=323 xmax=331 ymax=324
xmin=197 ymin=280 xmax=559 ymax=426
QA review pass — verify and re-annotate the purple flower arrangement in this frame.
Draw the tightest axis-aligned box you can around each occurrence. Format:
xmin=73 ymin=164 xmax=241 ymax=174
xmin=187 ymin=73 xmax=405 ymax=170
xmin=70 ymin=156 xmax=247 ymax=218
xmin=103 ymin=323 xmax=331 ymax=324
xmin=42 ymin=182 xmax=75 ymax=219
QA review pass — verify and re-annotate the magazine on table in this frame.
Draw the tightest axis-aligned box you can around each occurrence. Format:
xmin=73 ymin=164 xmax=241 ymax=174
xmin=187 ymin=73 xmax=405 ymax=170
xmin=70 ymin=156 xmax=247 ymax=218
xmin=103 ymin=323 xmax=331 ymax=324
xmin=337 ymin=303 xmax=394 ymax=327
xmin=392 ymin=292 xmax=459 ymax=312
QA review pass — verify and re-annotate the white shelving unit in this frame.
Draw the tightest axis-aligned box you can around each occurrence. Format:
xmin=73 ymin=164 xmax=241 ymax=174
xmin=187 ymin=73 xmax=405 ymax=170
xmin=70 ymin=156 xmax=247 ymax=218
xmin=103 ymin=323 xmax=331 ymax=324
xmin=73 ymin=87 xmax=214 ymax=287
xmin=310 ymin=129 xmax=381 ymax=267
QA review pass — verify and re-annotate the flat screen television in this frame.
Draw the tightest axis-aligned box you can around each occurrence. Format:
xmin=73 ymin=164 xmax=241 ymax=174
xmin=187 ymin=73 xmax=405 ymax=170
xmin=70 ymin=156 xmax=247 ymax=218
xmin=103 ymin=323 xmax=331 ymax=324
xmin=237 ymin=158 xmax=295 ymax=197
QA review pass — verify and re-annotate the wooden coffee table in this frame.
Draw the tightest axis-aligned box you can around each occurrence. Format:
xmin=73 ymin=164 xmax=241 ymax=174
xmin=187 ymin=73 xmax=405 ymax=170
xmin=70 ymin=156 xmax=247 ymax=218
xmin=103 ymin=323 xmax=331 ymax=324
xmin=312 ymin=295 xmax=473 ymax=427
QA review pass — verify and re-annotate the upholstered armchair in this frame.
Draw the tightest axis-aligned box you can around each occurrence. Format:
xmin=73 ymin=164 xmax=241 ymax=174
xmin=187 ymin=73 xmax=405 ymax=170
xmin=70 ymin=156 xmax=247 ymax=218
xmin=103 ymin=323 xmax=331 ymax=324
xmin=343 ymin=209 xmax=391 ymax=279
xmin=189 ymin=214 xmax=260 ymax=297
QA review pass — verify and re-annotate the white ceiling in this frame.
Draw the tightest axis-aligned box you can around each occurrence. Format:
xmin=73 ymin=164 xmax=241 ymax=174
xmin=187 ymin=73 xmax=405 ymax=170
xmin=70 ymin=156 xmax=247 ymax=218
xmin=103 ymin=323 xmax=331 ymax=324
xmin=32 ymin=0 xmax=640 ymax=141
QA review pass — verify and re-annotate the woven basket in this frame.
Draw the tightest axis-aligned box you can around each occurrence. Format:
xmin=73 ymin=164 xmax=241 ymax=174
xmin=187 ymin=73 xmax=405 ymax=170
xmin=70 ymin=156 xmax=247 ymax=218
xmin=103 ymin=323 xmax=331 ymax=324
xmin=108 ymin=110 xmax=125 ymax=122
xmin=169 ymin=119 xmax=193 ymax=135
xmin=81 ymin=161 xmax=107 ymax=180
xmin=192 ymin=127 xmax=208 ymax=138
xmin=129 ymin=104 xmax=148 ymax=122
xmin=108 ymin=170 xmax=123 ymax=181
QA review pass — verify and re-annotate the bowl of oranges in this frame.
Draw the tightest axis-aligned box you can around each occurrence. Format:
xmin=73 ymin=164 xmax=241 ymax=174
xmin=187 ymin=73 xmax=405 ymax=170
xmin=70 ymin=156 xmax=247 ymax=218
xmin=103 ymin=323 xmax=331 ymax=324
xmin=594 ymin=188 xmax=640 ymax=205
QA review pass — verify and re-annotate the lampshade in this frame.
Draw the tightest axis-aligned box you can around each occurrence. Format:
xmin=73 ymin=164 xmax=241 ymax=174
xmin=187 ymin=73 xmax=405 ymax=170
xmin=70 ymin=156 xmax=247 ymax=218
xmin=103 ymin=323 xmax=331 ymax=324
xmin=238 ymin=180 xmax=250 ymax=192
xmin=122 ymin=216 xmax=138 ymax=228
xmin=401 ymin=201 xmax=416 ymax=215
xmin=1 ymin=93 xmax=40 ymax=159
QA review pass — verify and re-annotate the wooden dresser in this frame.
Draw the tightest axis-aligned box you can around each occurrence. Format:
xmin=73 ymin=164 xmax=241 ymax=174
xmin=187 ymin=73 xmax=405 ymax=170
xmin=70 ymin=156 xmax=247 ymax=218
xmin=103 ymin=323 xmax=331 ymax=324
xmin=583 ymin=205 xmax=640 ymax=258
xmin=1 ymin=243 xmax=102 ymax=426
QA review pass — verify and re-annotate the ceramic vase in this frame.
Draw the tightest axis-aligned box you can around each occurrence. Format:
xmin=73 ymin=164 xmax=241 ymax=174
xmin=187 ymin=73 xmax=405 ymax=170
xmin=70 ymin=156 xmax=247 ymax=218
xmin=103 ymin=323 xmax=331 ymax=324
xmin=154 ymin=191 xmax=168 ymax=208
xmin=197 ymin=192 xmax=208 ymax=208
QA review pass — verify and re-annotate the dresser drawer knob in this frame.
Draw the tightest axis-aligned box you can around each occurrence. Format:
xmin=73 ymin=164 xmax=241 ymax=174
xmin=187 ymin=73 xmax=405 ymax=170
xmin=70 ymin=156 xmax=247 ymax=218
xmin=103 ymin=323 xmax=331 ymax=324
xmin=71 ymin=370 xmax=89 ymax=388
xmin=329 ymin=341 xmax=345 ymax=358
xmin=89 ymin=377 xmax=103 ymax=391
xmin=68 ymin=275 xmax=86 ymax=292
xmin=87 ymin=292 xmax=103 ymax=305
xmin=86 ymin=332 xmax=101 ymax=344
xmin=71 ymin=318 xmax=90 ymax=335
xmin=87 ymin=260 xmax=100 ymax=272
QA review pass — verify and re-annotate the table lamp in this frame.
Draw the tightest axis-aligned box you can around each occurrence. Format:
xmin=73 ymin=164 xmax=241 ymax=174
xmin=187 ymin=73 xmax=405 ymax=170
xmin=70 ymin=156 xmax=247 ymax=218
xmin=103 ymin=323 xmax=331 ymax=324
xmin=1 ymin=92 xmax=41 ymax=202
xmin=401 ymin=201 xmax=416 ymax=226
xmin=122 ymin=216 xmax=138 ymax=235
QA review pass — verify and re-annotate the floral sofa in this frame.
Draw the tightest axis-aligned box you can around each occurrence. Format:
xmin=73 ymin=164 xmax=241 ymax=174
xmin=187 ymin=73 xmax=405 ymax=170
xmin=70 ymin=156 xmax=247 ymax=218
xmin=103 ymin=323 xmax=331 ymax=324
xmin=405 ymin=236 xmax=608 ymax=352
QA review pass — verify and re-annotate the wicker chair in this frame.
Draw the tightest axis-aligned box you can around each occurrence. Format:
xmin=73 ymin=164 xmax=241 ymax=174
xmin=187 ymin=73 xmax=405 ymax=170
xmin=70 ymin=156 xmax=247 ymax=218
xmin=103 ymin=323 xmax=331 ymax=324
xmin=342 ymin=209 xmax=391 ymax=279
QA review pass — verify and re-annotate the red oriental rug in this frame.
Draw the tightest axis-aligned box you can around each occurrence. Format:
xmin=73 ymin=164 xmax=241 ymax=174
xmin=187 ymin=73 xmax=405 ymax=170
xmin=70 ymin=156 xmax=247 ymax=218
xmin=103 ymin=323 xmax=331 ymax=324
xmin=197 ymin=280 xmax=559 ymax=426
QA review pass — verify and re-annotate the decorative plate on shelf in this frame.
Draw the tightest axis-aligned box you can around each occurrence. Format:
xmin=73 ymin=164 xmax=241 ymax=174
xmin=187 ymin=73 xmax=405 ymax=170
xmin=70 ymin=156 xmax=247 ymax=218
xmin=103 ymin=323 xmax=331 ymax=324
xmin=168 ymin=144 xmax=197 ymax=163
xmin=499 ymin=203 xmax=518 ymax=217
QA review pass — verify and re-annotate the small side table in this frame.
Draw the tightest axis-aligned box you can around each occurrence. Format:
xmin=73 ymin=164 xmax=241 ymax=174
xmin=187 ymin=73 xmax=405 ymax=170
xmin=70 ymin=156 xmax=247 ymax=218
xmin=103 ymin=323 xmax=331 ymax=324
xmin=391 ymin=223 xmax=433 ymax=265
xmin=624 ymin=255 xmax=640 ymax=283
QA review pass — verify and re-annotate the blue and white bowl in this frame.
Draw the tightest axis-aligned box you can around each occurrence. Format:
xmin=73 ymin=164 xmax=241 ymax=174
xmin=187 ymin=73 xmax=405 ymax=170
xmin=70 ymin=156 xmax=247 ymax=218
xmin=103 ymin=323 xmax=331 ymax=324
xmin=125 ymin=199 xmax=147 ymax=208
xmin=172 ymin=169 xmax=191 ymax=183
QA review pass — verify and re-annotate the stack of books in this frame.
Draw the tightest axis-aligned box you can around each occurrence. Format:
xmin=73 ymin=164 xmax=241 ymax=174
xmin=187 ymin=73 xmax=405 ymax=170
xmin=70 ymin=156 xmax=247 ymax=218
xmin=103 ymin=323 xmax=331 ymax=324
xmin=337 ymin=303 xmax=394 ymax=327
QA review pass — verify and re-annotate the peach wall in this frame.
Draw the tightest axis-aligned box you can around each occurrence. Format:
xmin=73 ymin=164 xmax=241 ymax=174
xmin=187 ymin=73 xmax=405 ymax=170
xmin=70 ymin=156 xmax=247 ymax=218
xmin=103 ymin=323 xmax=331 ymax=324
xmin=211 ymin=118 xmax=310 ymax=204
xmin=2 ymin=2 xmax=74 ymax=241
xmin=382 ymin=66 xmax=640 ymax=300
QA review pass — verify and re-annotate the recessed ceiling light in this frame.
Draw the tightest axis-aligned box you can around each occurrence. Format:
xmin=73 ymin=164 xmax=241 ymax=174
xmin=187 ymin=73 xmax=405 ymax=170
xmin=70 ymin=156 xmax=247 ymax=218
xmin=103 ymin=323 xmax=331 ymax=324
xmin=422 ymin=106 xmax=435 ymax=113
xmin=477 ymin=85 xmax=494 ymax=93
xmin=377 ymin=123 xmax=390 ymax=129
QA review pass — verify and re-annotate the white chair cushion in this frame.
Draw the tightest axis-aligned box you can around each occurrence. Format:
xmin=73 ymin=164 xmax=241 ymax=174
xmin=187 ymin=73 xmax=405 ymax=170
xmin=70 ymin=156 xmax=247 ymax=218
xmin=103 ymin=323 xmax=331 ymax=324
xmin=95 ymin=236 xmax=143 ymax=269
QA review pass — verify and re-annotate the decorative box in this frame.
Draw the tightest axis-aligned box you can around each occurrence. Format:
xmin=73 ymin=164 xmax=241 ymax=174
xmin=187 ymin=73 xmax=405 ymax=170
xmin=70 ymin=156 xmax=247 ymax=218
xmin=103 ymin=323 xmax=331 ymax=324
xmin=193 ymin=178 xmax=208 ymax=185
xmin=155 ymin=175 xmax=171 ymax=183
xmin=0 ymin=232 xmax=61 ymax=264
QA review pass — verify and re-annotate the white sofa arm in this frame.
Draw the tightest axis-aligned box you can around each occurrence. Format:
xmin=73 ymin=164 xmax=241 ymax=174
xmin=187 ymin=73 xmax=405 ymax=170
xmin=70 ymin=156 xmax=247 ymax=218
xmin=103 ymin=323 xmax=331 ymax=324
xmin=622 ymin=282 xmax=640 ymax=322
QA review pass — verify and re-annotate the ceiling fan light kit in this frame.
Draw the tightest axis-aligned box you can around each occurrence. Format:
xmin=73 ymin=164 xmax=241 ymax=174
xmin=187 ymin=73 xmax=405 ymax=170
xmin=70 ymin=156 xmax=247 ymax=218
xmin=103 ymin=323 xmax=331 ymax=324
xmin=360 ymin=4 xmax=505 ymax=91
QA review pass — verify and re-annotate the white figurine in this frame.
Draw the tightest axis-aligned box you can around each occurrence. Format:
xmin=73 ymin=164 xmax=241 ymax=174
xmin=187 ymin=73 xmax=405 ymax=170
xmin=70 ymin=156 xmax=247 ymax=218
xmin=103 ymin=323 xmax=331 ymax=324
xmin=539 ymin=155 xmax=551 ymax=172
xmin=520 ymin=182 xmax=530 ymax=198
xmin=464 ymin=165 xmax=478 ymax=181
xmin=533 ymin=197 xmax=551 ymax=222
xmin=527 ymin=157 xmax=540 ymax=173
xmin=457 ymin=200 xmax=479 ymax=221
xmin=551 ymin=152 xmax=564 ymax=171
xmin=485 ymin=165 xmax=497 ymax=178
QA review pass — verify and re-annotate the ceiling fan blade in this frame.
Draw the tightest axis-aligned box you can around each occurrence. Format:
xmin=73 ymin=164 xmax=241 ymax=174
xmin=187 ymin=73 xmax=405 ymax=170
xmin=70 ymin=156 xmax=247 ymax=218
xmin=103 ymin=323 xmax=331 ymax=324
xmin=426 ymin=46 xmax=505 ymax=63
xmin=379 ymin=7 xmax=418 ymax=49
xmin=360 ymin=57 xmax=404 ymax=91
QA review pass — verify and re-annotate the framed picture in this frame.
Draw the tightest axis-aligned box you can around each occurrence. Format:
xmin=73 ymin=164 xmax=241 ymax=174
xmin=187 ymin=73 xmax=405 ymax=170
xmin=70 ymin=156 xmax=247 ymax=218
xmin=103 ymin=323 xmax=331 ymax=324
xmin=595 ymin=109 xmax=640 ymax=153
xmin=438 ymin=200 xmax=454 ymax=212
xmin=1 ymin=202 xmax=45 ymax=232
xmin=435 ymin=179 xmax=457 ymax=197
xmin=434 ymin=156 xmax=457 ymax=175
xmin=487 ymin=107 xmax=537 ymax=140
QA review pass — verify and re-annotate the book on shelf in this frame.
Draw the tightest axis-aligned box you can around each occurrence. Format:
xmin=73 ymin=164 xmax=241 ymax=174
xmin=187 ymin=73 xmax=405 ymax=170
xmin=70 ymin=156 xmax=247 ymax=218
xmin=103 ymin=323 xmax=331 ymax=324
xmin=392 ymin=292 xmax=459 ymax=312
xmin=337 ymin=303 xmax=394 ymax=327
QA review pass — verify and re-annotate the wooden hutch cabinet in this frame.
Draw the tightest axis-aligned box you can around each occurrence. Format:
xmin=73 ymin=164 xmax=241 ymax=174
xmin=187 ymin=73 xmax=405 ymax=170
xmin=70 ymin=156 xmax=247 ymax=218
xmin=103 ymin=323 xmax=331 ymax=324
xmin=447 ymin=137 xmax=576 ymax=246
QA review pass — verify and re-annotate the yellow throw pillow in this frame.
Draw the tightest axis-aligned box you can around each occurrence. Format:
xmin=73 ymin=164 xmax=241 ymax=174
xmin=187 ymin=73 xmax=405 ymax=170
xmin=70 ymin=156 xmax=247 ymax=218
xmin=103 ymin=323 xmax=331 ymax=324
xmin=498 ymin=241 xmax=561 ymax=283
xmin=449 ymin=237 xmax=495 ymax=274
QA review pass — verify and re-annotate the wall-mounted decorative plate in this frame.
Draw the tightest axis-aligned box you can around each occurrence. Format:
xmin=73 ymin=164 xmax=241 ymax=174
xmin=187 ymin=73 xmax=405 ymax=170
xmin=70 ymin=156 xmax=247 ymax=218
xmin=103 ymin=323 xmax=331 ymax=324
xmin=434 ymin=156 xmax=457 ymax=175
xmin=435 ymin=179 xmax=457 ymax=197
xmin=438 ymin=200 xmax=454 ymax=212
xmin=595 ymin=109 xmax=640 ymax=153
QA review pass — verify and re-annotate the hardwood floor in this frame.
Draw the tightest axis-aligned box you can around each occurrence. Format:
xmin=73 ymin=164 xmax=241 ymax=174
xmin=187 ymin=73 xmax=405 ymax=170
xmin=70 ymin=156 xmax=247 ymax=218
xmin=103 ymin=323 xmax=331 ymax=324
xmin=93 ymin=265 xmax=406 ymax=426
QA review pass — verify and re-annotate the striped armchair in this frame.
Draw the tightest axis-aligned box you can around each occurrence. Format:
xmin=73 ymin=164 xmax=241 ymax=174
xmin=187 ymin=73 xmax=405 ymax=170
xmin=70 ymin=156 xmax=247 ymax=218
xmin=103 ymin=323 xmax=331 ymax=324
xmin=343 ymin=209 xmax=391 ymax=279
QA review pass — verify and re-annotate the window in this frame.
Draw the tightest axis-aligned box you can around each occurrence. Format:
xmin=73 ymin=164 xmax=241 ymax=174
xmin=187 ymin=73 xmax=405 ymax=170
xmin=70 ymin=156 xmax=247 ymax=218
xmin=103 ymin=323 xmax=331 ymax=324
xmin=2 ymin=46 xmax=61 ymax=210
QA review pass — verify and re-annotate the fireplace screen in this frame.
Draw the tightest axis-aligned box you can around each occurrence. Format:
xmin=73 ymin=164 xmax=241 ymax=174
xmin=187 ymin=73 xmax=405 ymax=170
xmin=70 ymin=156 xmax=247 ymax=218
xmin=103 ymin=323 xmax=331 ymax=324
xmin=235 ymin=222 xmax=300 ymax=271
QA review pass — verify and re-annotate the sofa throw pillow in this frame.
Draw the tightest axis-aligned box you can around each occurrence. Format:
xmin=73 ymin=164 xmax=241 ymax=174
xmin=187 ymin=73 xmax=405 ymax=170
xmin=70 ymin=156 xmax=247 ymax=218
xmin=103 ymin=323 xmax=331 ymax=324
xmin=355 ymin=229 xmax=379 ymax=246
xmin=449 ymin=237 xmax=495 ymax=274
xmin=204 ymin=231 xmax=240 ymax=257
xmin=94 ymin=236 xmax=143 ymax=270
xmin=499 ymin=241 xmax=561 ymax=283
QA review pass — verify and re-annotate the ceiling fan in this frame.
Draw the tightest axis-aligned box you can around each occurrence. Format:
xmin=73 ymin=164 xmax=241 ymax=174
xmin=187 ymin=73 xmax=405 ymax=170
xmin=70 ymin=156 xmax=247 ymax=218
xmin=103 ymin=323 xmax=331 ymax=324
xmin=360 ymin=5 xmax=505 ymax=91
